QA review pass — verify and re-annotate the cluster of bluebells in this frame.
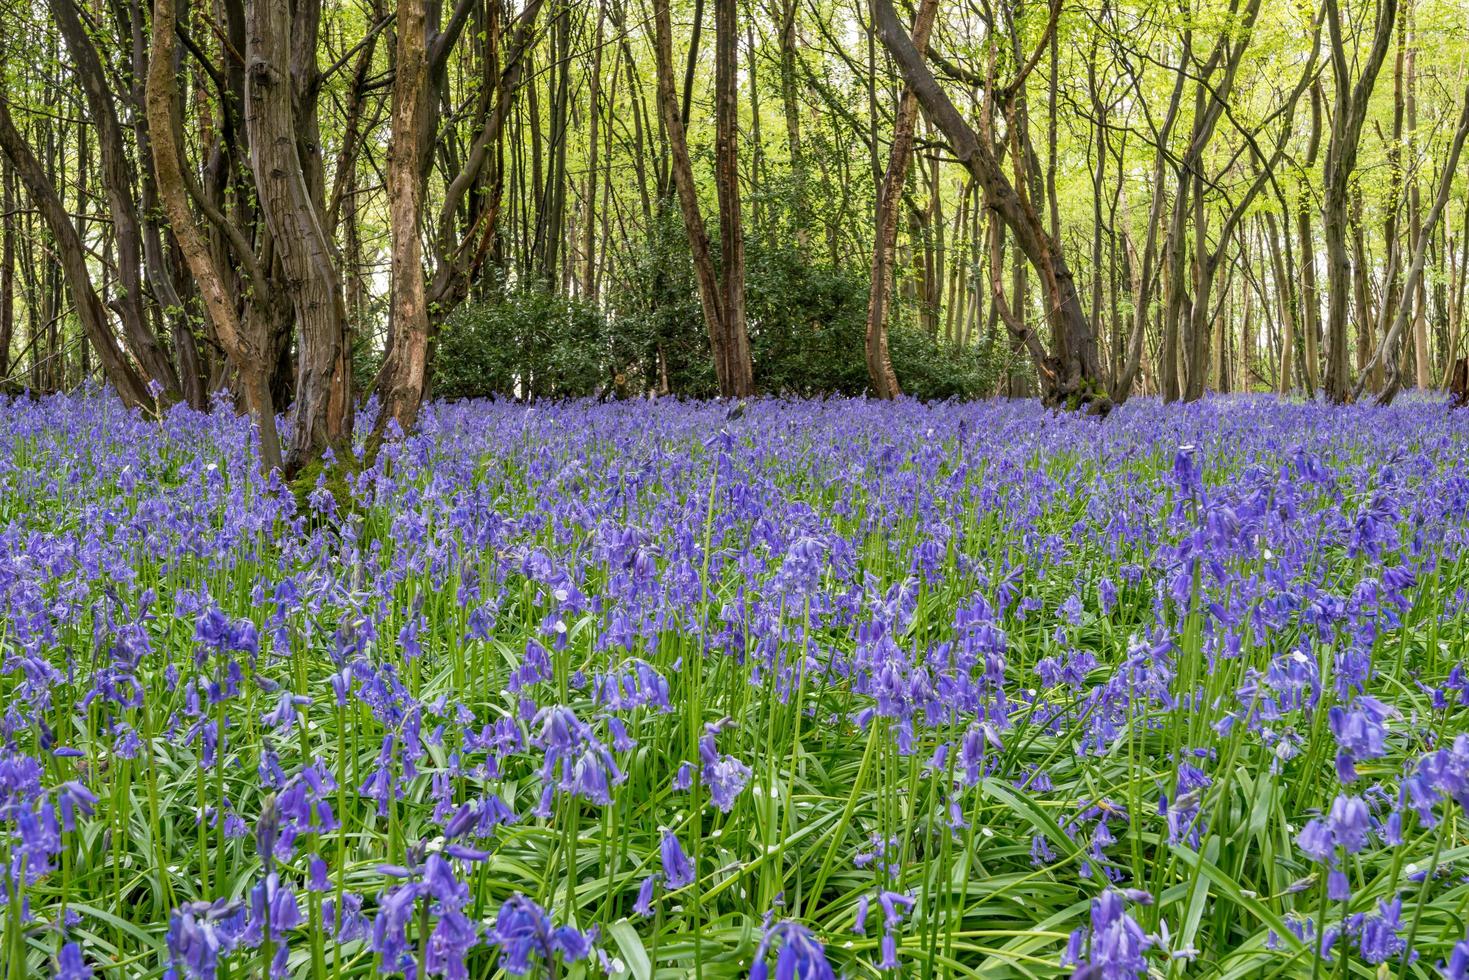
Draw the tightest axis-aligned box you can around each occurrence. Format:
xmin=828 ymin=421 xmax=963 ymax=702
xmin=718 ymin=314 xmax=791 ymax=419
xmin=4 ymin=391 xmax=1469 ymax=978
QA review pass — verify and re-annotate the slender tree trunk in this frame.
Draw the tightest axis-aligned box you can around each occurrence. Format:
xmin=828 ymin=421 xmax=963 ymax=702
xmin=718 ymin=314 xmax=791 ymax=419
xmin=375 ymin=0 xmax=432 ymax=440
xmin=1351 ymin=191 xmax=1378 ymax=390
xmin=1444 ymin=205 xmax=1469 ymax=385
xmin=1297 ymin=90 xmax=1323 ymax=395
xmin=581 ymin=0 xmax=605 ymax=299
xmin=865 ymin=0 xmax=939 ymax=399
xmin=714 ymin=0 xmax=753 ymax=396
xmin=52 ymin=0 xmax=183 ymax=400
xmin=0 ymin=163 xmax=12 ymax=379
xmin=0 ymin=93 xmax=151 ymax=408
xmin=146 ymin=0 xmax=283 ymax=469
xmin=1381 ymin=0 xmax=1408 ymax=354
xmin=1357 ymin=79 xmax=1469 ymax=403
xmin=778 ymin=0 xmax=802 ymax=180
xmin=1265 ymin=211 xmax=1300 ymax=394
xmin=653 ymin=0 xmax=752 ymax=397
xmin=1322 ymin=0 xmax=1398 ymax=401
xmin=874 ymin=0 xmax=1109 ymax=411
xmin=1112 ymin=43 xmax=1189 ymax=403
xmin=1405 ymin=18 xmax=1430 ymax=388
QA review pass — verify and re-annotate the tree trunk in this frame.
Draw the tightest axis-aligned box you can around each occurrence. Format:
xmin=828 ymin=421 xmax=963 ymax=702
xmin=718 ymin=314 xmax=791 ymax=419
xmin=1351 ymin=192 xmax=1378 ymax=391
xmin=581 ymin=0 xmax=605 ymax=299
xmin=0 ymin=163 xmax=12 ymax=379
xmin=873 ymin=0 xmax=1108 ymax=411
xmin=244 ymin=0 xmax=349 ymax=470
xmin=1356 ymin=79 xmax=1469 ymax=403
xmin=1444 ymin=205 xmax=1469 ymax=385
xmin=0 ymin=93 xmax=151 ymax=408
xmin=652 ymin=0 xmax=752 ymax=397
xmin=865 ymin=0 xmax=939 ymax=399
xmin=1322 ymin=0 xmax=1398 ymax=401
xmin=778 ymin=0 xmax=802 ymax=177
xmin=146 ymin=0 xmax=283 ymax=470
xmin=1405 ymin=19 xmax=1431 ymax=389
xmin=375 ymin=0 xmax=433 ymax=440
xmin=1265 ymin=212 xmax=1299 ymax=394
xmin=714 ymin=0 xmax=754 ymax=396
xmin=51 ymin=0 xmax=183 ymax=401
xmin=1112 ymin=44 xmax=1189 ymax=403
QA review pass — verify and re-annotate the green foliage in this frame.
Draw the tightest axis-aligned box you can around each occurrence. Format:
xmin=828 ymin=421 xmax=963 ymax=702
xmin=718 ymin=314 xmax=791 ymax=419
xmin=889 ymin=323 xmax=1000 ymax=400
xmin=598 ymin=210 xmax=1002 ymax=400
xmin=608 ymin=209 xmax=719 ymax=397
xmin=743 ymin=241 xmax=871 ymax=396
xmin=433 ymin=283 xmax=612 ymax=400
xmin=288 ymin=455 xmax=361 ymax=522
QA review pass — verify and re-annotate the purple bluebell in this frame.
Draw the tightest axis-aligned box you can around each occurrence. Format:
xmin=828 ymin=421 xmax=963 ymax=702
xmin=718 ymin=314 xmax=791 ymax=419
xmin=750 ymin=919 xmax=835 ymax=980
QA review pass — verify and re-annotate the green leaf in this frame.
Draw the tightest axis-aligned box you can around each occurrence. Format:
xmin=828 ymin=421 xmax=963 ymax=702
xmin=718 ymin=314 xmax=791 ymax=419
xmin=608 ymin=918 xmax=653 ymax=980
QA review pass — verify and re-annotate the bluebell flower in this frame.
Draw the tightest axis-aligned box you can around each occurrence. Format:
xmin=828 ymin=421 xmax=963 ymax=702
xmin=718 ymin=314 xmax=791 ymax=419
xmin=1328 ymin=697 xmax=1391 ymax=782
xmin=308 ymin=855 xmax=330 ymax=893
xmin=749 ymin=919 xmax=835 ymax=980
xmin=1061 ymin=890 xmax=1153 ymax=979
xmin=634 ymin=874 xmax=658 ymax=916
xmin=164 ymin=899 xmax=246 ymax=980
xmin=323 ymin=892 xmax=369 ymax=944
xmin=1355 ymin=896 xmax=1406 ymax=964
xmin=54 ymin=942 xmax=93 ymax=980
xmin=1327 ymin=795 xmax=1371 ymax=853
xmin=56 ymin=780 xmax=97 ymax=832
xmin=488 ymin=894 xmax=595 ymax=976
xmin=1442 ymin=938 xmax=1469 ymax=978
xmin=660 ymin=829 xmax=695 ymax=888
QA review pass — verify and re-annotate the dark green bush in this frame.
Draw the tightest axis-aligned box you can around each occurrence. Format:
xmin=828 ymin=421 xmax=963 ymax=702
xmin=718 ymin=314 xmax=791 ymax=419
xmin=889 ymin=324 xmax=999 ymax=401
xmin=437 ymin=224 xmax=1000 ymax=401
xmin=607 ymin=209 xmax=718 ymax=396
xmin=433 ymin=286 xmax=611 ymax=400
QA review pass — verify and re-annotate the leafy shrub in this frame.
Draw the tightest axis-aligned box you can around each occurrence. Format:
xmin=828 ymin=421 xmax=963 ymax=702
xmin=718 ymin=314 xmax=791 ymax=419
xmin=433 ymin=285 xmax=611 ymax=400
xmin=889 ymin=325 xmax=999 ymax=401
xmin=439 ymin=226 xmax=1001 ymax=401
xmin=606 ymin=210 xmax=718 ymax=397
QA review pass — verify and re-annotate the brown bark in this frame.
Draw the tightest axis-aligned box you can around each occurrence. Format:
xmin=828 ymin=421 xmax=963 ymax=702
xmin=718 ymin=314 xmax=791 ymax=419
xmin=325 ymin=20 xmax=384 ymax=237
xmin=1356 ymin=79 xmax=1469 ymax=404
xmin=1297 ymin=84 xmax=1323 ymax=395
xmin=1405 ymin=19 xmax=1430 ymax=389
xmin=1240 ymin=238 xmax=1256 ymax=390
xmin=873 ymin=0 xmax=1108 ymax=411
xmin=1112 ymin=39 xmax=1190 ymax=403
xmin=375 ymin=0 xmax=540 ymax=431
xmin=778 ymin=0 xmax=802 ymax=171
xmin=1157 ymin=0 xmax=1267 ymax=402
xmin=375 ymin=0 xmax=432 ymax=440
xmin=652 ymin=0 xmax=752 ymax=397
xmin=865 ymin=0 xmax=939 ymax=399
xmin=1185 ymin=25 xmax=1317 ymax=403
xmin=424 ymin=0 xmax=544 ymax=312
xmin=51 ymin=0 xmax=183 ymax=401
xmin=1444 ymin=207 xmax=1469 ymax=385
xmin=146 ymin=0 xmax=283 ymax=470
xmin=0 ymin=163 xmax=12 ymax=379
xmin=582 ymin=0 xmax=606 ymax=299
xmin=1351 ymin=192 xmax=1377 ymax=390
xmin=714 ymin=0 xmax=753 ymax=396
xmin=244 ymin=0 xmax=349 ymax=470
xmin=1265 ymin=212 xmax=1299 ymax=393
xmin=0 ymin=93 xmax=151 ymax=408
xmin=1322 ymin=0 xmax=1398 ymax=401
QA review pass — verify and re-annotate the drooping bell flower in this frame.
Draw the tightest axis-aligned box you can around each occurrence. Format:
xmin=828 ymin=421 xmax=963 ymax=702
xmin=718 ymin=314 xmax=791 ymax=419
xmin=660 ymin=830 xmax=695 ymax=888
xmin=749 ymin=919 xmax=835 ymax=980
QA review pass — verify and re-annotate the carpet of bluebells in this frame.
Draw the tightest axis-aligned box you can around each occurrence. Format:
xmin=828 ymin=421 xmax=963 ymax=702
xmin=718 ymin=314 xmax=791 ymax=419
xmin=7 ymin=392 xmax=1469 ymax=979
